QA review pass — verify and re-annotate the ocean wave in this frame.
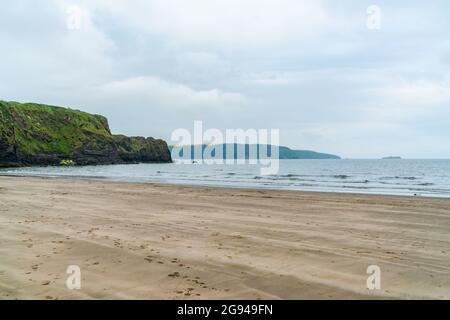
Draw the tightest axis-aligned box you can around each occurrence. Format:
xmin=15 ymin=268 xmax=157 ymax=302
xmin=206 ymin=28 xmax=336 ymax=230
xmin=333 ymin=175 xmax=350 ymax=179
xmin=380 ymin=176 xmax=420 ymax=180
xmin=341 ymin=186 xmax=371 ymax=189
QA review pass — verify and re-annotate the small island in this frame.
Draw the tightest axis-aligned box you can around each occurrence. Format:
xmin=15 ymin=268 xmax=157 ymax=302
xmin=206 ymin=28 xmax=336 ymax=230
xmin=382 ymin=156 xmax=402 ymax=160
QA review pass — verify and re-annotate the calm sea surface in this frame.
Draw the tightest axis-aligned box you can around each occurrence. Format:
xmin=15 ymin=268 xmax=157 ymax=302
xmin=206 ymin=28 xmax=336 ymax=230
xmin=2 ymin=159 xmax=450 ymax=198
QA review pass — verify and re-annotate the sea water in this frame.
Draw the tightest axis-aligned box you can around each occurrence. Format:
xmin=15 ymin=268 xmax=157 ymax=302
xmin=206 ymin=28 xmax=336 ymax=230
xmin=2 ymin=159 xmax=450 ymax=198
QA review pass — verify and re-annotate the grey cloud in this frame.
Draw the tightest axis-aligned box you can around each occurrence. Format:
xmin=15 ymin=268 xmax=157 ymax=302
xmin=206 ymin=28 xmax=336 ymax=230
xmin=0 ymin=0 xmax=449 ymax=158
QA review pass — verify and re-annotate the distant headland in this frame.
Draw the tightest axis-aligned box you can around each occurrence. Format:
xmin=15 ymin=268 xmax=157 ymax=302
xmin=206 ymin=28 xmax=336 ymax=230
xmin=169 ymin=144 xmax=341 ymax=160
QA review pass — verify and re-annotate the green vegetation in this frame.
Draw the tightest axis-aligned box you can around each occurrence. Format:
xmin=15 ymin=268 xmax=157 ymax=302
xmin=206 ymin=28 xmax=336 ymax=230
xmin=278 ymin=146 xmax=340 ymax=159
xmin=0 ymin=100 xmax=112 ymax=156
xmin=59 ymin=159 xmax=76 ymax=166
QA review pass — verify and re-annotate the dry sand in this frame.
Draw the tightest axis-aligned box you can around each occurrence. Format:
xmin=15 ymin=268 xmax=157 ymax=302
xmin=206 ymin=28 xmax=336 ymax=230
xmin=0 ymin=176 xmax=449 ymax=300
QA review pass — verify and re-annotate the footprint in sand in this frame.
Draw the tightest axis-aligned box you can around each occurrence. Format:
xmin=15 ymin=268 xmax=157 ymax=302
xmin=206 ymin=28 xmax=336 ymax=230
xmin=168 ymin=272 xmax=181 ymax=278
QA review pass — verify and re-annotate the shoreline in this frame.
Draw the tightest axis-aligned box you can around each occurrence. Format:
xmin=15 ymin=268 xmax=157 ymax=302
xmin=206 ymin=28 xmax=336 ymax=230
xmin=1 ymin=176 xmax=449 ymax=299
xmin=1 ymin=173 xmax=449 ymax=200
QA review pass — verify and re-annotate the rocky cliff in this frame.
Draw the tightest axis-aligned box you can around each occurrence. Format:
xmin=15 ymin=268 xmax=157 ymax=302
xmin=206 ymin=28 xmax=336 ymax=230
xmin=113 ymin=135 xmax=172 ymax=163
xmin=0 ymin=100 xmax=172 ymax=167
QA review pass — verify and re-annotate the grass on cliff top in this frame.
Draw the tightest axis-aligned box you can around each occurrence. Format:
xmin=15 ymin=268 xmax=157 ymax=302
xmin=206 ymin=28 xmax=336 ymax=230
xmin=0 ymin=100 xmax=112 ymax=156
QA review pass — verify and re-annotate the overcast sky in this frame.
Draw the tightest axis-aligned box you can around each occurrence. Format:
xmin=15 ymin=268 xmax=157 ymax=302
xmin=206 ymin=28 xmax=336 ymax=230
xmin=1 ymin=0 xmax=449 ymax=158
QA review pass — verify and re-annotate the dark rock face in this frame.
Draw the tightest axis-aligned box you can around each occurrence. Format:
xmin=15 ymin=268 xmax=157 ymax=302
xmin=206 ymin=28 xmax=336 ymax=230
xmin=73 ymin=134 xmax=123 ymax=166
xmin=113 ymin=135 xmax=173 ymax=163
xmin=0 ymin=106 xmax=19 ymax=167
xmin=0 ymin=100 xmax=172 ymax=167
xmin=0 ymin=129 xmax=17 ymax=167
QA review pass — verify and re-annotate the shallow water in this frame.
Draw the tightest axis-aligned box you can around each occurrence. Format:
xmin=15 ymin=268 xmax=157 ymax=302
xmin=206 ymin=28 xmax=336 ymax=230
xmin=2 ymin=159 xmax=450 ymax=198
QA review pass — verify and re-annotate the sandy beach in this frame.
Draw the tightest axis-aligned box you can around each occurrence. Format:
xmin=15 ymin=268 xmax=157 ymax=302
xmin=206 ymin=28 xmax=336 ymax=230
xmin=0 ymin=176 xmax=449 ymax=300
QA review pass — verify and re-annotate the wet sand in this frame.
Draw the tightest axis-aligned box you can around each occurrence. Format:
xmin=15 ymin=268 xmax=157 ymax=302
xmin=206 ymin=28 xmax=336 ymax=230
xmin=0 ymin=176 xmax=449 ymax=299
